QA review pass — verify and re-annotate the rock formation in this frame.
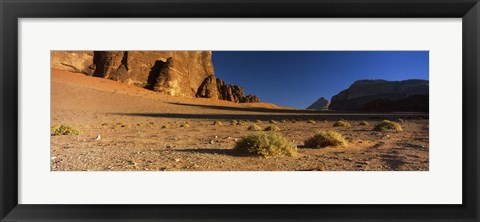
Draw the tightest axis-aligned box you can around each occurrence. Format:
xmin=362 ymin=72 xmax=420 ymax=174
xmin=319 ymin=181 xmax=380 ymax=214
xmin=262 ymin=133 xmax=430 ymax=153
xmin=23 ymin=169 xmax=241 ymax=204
xmin=51 ymin=51 xmax=95 ymax=75
xmin=329 ymin=79 xmax=428 ymax=112
xmin=306 ymin=97 xmax=329 ymax=110
xmin=92 ymin=51 xmax=127 ymax=80
xmin=196 ymin=76 xmax=260 ymax=103
xmin=91 ymin=51 xmax=214 ymax=97
xmin=196 ymin=75 xmax=220 ymax=99
xmin=50 ymin=51 xmax=259 ymax=103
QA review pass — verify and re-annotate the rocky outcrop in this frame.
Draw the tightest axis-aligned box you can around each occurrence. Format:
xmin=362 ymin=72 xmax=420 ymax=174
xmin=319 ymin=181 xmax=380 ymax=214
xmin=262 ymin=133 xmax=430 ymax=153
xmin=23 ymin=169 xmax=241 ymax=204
xmin=128 ymin=51 xmax=214 ymax=97
xmin=93 ymin=51 xmax=126 ymax=80
xmin=51 ymin=51 xmax=95 ymax=75
xmin=196 ymin=75 xmax=220 ymax=99
xmin=51 ymin=51 xmax=259 ymax=102
xmin=243 ymin=95 xmax=260 ymax=103
xmin=329 ymin=79 xmax=428 ymax=111
xmin=196 ymin=76 xmax=259 ymax=103
xmin=306 ymin=97 xmax=329 ymax=110
xmin=92 ymin=51 xmax=214 ymax=97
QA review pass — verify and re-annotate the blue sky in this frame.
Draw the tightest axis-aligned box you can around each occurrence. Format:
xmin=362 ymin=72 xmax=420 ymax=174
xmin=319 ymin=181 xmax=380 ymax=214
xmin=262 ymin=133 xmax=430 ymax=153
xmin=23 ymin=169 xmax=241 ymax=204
xmin=212 ymin=51 xmax=429 ymax=109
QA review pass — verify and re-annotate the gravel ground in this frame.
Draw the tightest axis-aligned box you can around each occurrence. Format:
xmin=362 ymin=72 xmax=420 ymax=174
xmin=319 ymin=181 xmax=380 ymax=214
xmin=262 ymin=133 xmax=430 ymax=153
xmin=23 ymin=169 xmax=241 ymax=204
xmin=51 ymin=69 xmax=429 ymax=171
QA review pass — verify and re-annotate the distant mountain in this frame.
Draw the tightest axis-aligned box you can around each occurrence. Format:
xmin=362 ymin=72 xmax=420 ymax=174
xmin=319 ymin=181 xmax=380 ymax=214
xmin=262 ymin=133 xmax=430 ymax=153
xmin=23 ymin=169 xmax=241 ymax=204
xmin=306 ymin=97 xmax=329 ymax=110
xmin=329 ymin=79 xmax=429 ymax=112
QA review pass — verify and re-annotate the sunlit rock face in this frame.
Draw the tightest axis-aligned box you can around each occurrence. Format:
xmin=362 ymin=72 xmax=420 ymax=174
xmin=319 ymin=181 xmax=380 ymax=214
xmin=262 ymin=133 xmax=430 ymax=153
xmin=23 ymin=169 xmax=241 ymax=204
xmin=51 ymin=51 xmax=259 ymax=102
xmin=51 ymin=51 xmax=95 ymax=75
xmin=196 ymin=75 xmax=260 ymax=103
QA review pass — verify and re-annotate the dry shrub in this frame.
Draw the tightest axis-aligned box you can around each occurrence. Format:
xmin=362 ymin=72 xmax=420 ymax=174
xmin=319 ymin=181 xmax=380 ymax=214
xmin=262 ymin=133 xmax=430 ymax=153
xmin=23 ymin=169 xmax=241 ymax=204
xmin=230 ymin=120 xmax=238 ymax=125
xmin=235 ymin=132 xmax=297 ymax=157
xmin=269 ymin=120 xmax=278 ymax=124
xmin=213 ymin=121 xmax=223 ymax=126
xmin=247 ymin=124 xmax=262 ymax=131
xmin=238 ymin=120 xmax=248 ymax=125
xmin=307 ymin=120 xmax=317 ymax=124
xmin=180 ymin=123 xmax=190 ymax=128
xmin=333 ymin=119 xmax=351 ymax=127
xmin=304 ymin=131 xmax=348 ymax=148
xmin=374 ymin=120 xmax=403 ymax=132
xmin=51 ymin=124 xmax=81 ymax=136
xmin=264 ymin=125 xmax=280 ymax=132
xmin=359 ymin=121 xmax=369 ymax=126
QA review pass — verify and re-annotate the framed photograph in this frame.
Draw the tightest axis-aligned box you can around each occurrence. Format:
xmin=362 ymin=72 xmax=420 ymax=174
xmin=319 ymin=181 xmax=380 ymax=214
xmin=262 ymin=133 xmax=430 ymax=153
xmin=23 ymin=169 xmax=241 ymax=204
xmin=1 ymin=0 xmax=479 ymax=221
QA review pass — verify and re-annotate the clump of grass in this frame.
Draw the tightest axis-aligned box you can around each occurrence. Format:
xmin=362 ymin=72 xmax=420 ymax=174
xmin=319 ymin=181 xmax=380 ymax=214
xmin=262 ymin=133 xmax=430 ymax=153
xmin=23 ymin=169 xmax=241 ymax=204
xmin=179 ymin=123 xmax=190 ymax=128
xmin=264 ymin=125 xmax=280 ymax=132
xmin=374 ymin=120 xmax=403 ymax=132
xmin=230 ymin=120 xmax=238 ymax=126
xmin=269 ymin=120 xmax=278 ymax=124
xmin=101 ymin=123 xmax=108 ymax=127
xmin=238 ymin=120 xmax=247 ymax=125
xmin=51 ymin=124 xmax=81 ymax=136
xmin=149 ymin=121 xmax=155 ymax=125
xmin=397 ymin=118 xmax=405 ymax=123
xmin=213 ymin=120 xmax=223 ymax=126
xmin=161 ymin=125 xmax=169 ymax=129
xmin=51 ymin=124 xmax=60 ymax=132
xmin=247 ymin=124 xmax=262 ymax=131
xmin=255 ymin=120 xmax=262 ymax=123
xmin=304 ymin=131 xmax=348 ymax=148
xmin=307 ymin=120 xmax=317 ymax=124
xmin=234 ymin=132 xmax=297 ymax=157
xmin=291 ymin=119 xmax=299 ymax=123
xmin=280 ymin=120 xmax=287 ymax=123
xmin=333 ymin=119 xmax=351 ymax=127
xmin=121 ymin=123 xmax=130 ymax=128
xmin=359 ymin=121 xmax=369 ymax=126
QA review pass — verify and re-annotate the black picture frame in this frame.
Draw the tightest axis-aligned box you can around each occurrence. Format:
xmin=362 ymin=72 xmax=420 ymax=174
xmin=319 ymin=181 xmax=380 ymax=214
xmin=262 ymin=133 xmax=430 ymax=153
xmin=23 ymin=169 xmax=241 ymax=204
xmin=1 ymin=0 xmax=479 ymax=221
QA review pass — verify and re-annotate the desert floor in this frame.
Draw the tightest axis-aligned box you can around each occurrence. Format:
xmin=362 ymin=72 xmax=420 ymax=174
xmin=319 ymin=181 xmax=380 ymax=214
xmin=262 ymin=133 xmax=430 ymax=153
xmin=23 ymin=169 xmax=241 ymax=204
xmin=51 ymin=69 xmax=429 ymax=171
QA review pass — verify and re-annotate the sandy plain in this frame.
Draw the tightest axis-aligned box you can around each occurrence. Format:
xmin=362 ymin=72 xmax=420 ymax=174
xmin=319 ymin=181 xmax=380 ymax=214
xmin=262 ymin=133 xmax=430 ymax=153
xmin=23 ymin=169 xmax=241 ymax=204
xmin=51 ymin=69 xmax=429 ymax=171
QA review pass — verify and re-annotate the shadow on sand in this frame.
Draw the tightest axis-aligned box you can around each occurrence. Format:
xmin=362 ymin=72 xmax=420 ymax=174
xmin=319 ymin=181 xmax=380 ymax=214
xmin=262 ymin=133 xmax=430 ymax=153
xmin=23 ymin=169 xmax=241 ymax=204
xmin=174 ymin=148 xmax=244 ymax=157
xmin=167 ymin=102 xmax=324 ymax=114
xmin=110 ymin=102 xmax=428 ymax=121
xmin=380 ymin=147 xmax=413 ymax=170
xmin=113 ymin=112 xmax=428 ymax=121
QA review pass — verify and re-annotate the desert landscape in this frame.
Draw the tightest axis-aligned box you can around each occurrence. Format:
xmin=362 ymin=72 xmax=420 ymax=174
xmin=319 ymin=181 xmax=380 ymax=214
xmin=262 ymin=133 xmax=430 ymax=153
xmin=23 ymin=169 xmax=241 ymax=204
xmin=51 ymin=51 xmax=429 ymax=171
